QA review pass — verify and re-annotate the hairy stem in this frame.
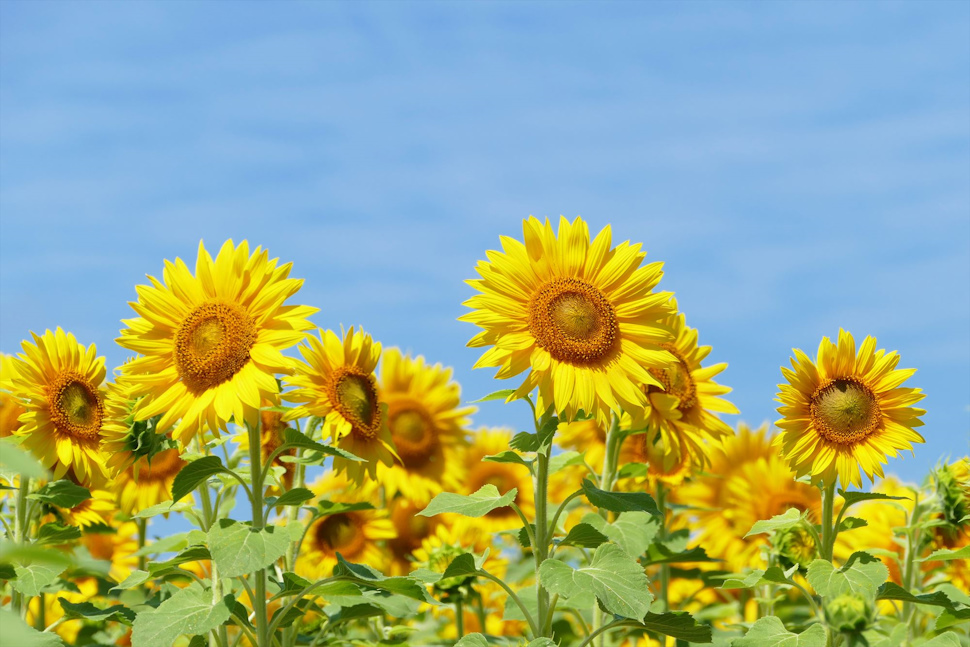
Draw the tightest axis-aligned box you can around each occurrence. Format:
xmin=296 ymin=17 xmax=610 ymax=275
xmin=12 ymin=474 xmax=30 ymax=618
xmin=248 ymin=420 xmax=270 ymax=647
xmin=656 ymin=480 xmax=670 ymax=612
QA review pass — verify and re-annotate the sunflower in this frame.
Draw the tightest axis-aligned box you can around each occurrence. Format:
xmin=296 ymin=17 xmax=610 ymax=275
xmin=117 ymin=240 xmax=316 ymax=447
xmin=0 ymin=353 xmax=25 ymax=438
xmin=619 ymin=429 xmax=693 ymax=490
xmin=284 ymin=327 xmax=396 ymax=483
xmin=235 ymin=403 xmax=295 ymax=493
xmin=461 ymin=216 xmax=675 ymax=426
xmin=386 ymin=497 xmax=441 ymax=576
xmin=675 ymin=423 xmax=820 ymax=572
xmin=97 ymin=380 xmax=147 ymax=475
xmin=81 ymin=521 xmax=140 ymax=583
xmin=556 ymin=419 xmax=607 ymax=469
xmin=296 ymin=472 xmax=394 ymax=580
xmin=776 ymin=329 xmax=926 ymax=488
xmin=458 ymin=428 xmax=534 ymax=535
xmin=110 ymin=447 xmax=188 ymax=516
xmin=376 ymin=348 xmax=474 ymax=504
xmin=8 ymin=328 xmax=110 ymax=486
xmin=46 ymin=489 xmax=117 ymax=529
xmin=630 ymin=300 xmax=737 ymax=470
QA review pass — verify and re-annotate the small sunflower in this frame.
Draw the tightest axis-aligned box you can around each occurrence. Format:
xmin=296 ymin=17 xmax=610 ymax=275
xmin=376 ymin=348 xmax=474 ymax=504
xmin=117 ymin=240 xmax=317 ymax=447
xmin=631 ymin=300 xmax=737 ymax=470
xmin=675 ymin=423 xmax=820 ymax=572
xmin=110 ymin=447 xmax=188 ymax=516
xmin=9 ymin=328 xmax=110 ymax=486
xmin=0 ymin=352 xmax=25 ymax=438
xmin=296 ymin=472 xmax=394 ymax=580
xmin=284 ymin=327 xmax=395 ymax=483
xmin=776 ymin=329 xmax=926 ymax=488
xmin=461 ymin=216 xmax=675 ymax=425
xmin=459 ymin=428 xmax=534 ymax=535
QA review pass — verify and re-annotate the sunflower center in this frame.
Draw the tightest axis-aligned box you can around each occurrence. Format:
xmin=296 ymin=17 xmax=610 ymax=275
xmin=48 ymin=372 xmax=103 ymax=440
xmin=388 ymin=403 xmax=438 ymax=468
xmin=529 ymin=277 xmax=618 ymax=365
xmin=647 ymin=348 xmax=697 ymax=412
xmin=174 ymin=301 xmax=256 ymax=394
xmin=329 ymin=368 xmax=381 ymax=439
xmin=811 ymin=378 xmax=881 ymax=444
xmin=313 ymin=513 xmax=365 ymax=557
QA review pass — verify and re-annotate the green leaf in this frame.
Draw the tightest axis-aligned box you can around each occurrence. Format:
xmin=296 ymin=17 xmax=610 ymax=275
xmin=36 ymin=523 xmax=82 ymax=545
xmin=583 ymin=512 xmax=658 ymax=557
xmin=0 ymin=608 xmax=65 ymax=646
xmin=538 ymin=543 xmax=653 ymax=619
xmin=920 ymin=545 xmax=970 ymax=562
xmin=471 ymin=389 xmax=516 ymax=403
xmin=644 ymin=544 xmax=717 ymax=565
xmin=721 ymin=566 xmax=795 ymax=590
xmin=558 ymin=523 xmax=609 ymax=549
xmin=171 ymin=456 xmax=226 ymax=503
xmin=838 ymin=489 xmax=909 ymax=509
xmin=732 ymin=616 xmax=827 ymax=647
xmin=876 ymin=582 xmax=960 ymax=608
xmin=641 ymin=611 xmax=713 ymax=643
xmin=333 ymin=555 xmax=435 ymax=603
xmin=272 ymin=487 xmax=315 ymax=507
xmin=282 ymin=428 xmax=363 ymax=461
xmin=318 ymin=500 xmax=374 ymax=517
xmin=509 ymin=415 xmax=559 ymax=453
xmin=131 ymin=584 xmax=234 ymax=647
xmin=0 ymin=439 xmax=48 ymax=479
xmin=29 ymin=480 xmax=91 ymax=508
xmin=454 ymin=633 xmax=489 ymax=647
xmin=806 ymin=551 xmax=888 ymax=600
xmin=581 ymin=479 xmax=660 ymax=516
xmin=12 ymin=561 xmax=64 ymax=596
xmin=134 ymin=500 xmax=194 ymax=519
xmin=207 ymin=519 xmax=290 ymax=578
xmin=483 ymin=451 xmax=533 ymax=469
xmin=837 ymin=516 xmax=868 ymax=532
xmin=549 ymin=451 xmax=585 ymax=474
xmin=418 ymin=484 xmax=517 ymax=518
xmin=57 ymin=598 xmax=136 ymax=625
xmin=744 ymin=508 xmax=803 ymax=537
xmin=441 ymin=553 xmax=478 ymax=580
xmin=920 ymin=633 xmax=963 ymax=647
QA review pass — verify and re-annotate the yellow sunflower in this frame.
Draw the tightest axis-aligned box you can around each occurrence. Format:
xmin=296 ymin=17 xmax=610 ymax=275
xmin=296 ymin=472 xmax=394 ymax=580
xmin=81 ymin=521 xmax=140 ymax=583
xmin=97 ymin=380 xmax=145 ymax=476
xmin=110 ymin=447 xmax=188 ymax=516
xmin=9 ymin=328 xmax=110 ymax=486
xmin=386 ymin=497 xmax=441 ymax=576
xmin=461 ymin=216 xmax=675 ymax=425
xmin=630 ymin=300 xmax=737 ymax=470
xmin=376 ymin=348 xmax=474 ymax=504
xmin=0 ymin=352 xmax=25 ymax=438
xmin=556 ymin=419 xmax=607 ymax=469
xmin=675 ymin=423 xmax=821 ymax=572
xmin=834 ymin=476 xmax=913 ymax=585
xmin=776 ymin=329 xmax=926 ymax=488
xmin=117 ymin=240 xmax=316 ymax=447
xmin=458 ymin=428 xmax=534 ymax=535
xmin=46 ymin=489 xmax=117 ymax=529
xmin=284 ymin=327 xmax=396 ymax=483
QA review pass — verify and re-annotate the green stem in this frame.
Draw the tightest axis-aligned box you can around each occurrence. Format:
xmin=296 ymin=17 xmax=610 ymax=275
xmin=477 ymin=569 xmax=540 ymax=638
xmin=248 ymin=420 xmax=270 ymax=647
xmin=820 ymin=482 xmax=837 ymax=562
xmin=577 ymin=619 xmax=638 ymax=647
xmin=283 ymin=445 xmax=305 ymax=647
xmin=136 ymin=517 xmax=148 ymax=573
xmin=12 ymin=474 xmax=30 ymax=618
xmin=901 ymin=491 xmax=924 ymax=643
xmin=456 ymin=599 xmax=465 ymax=638
xmin=656 ymin=481 xmax=670 ymax=612
xmin=535 ymin=447 xmax=551 ymax=637
xmin=197 ymin=447 xmax=229 ymax=647
xmin=592 ymin=415 xmax=621 ymax=646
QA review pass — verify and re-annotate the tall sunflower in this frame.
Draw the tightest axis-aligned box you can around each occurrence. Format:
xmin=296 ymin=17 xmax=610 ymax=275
xmin=284 ymin=327 xmax=395 ymax=483
xmin=461 ymin=216 xmax=675 ymax=425
xmin=0 ymin=353 xmax=25 ymax=438
xmin=117 ymin=240 xmax=316 ymax=446
xmin=776 ymin=329 xmax=926 ymax=488
xmin=376 ymin=348 xmax=473 ymax=504
xmin=631 ymin=300 xmax=737 ymax=470
xmin=110 ymin=447 xmax=188 ymax=516
xmin=675 ymin=423 xmax=821 ymax=572
xmin=9 ymin=329 xmax=110 ymax=486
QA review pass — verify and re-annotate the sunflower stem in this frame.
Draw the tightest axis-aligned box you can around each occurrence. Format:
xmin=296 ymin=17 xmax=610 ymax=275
xmin=820 ymin=481 xmax=837 ymax=562
xmin=534 ymin=445 xmax=551 ymax=637
xmin=592 ymin=415 xmax=621 ymax=646
xmin=136 ymin=517 xmax=148 ymax=572
xmin=248 ymin=420 xmax=270 ymax=647
xmin=283 ymin=443 xmax=305 ymax=647
xmin=12 ymin=474 xmax=30 ymax=618
xmin=656 ymin=480 xmax=670 ymax=613
xmin=197 ymin=442 xmax=230 ymax=647
xmin=901 ymin=490 xmax=924 ymax=642
xmin=455 ymin=599 xmax=465 ymax=638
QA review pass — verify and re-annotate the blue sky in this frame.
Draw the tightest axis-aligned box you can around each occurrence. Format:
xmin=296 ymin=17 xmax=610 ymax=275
xmin=1 ymin=0 xmax=968 ymax=488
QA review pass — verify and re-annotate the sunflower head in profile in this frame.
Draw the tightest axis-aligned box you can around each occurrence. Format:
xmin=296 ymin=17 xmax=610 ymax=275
xmin=376 ymin=348 xmax=474 ymax=505
xmin=776 ymin=329 xmax=926 ymax=489
xmin=0 ymin=352 xmax=26 ymax=438
xmin=8 ymin=328 xmax=110 ymax=487
xmin=117 ymin=240 xmax=317 ymax=447
xmin=285 ymin=327 xmax=395 ymax=483
xmin=111 ymin=447 xmax=188 ymax=516
xmin=461 ymin=216 xmax=675 ymax=426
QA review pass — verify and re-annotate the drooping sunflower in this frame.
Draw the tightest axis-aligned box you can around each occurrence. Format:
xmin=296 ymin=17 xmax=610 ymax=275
xmin=458 ymin=428 xmax=534 ymax=535
xmin=461 ymin=216 xmax=675 ymax=426
xmin=630 ymin=299 xmax=737 ymax=470
xmin=0 ymin=353 xmax=25 ymax=438
xmin=110 ymin=447 xmax=188 ymax=516
xmin=117 ymin=240 xmax=317 ymax=447
xmin=284 ymin=327 xmax=395 ymax=483
xmin=376 ymin=348 xmax=474 ymax=504
xmin=675 ymin=423 xmax=821 ymax=572
xmin=776 ymin=329 xmax=926 ymax=488
xmin=9 ymin=328 xmax=110 ymax=486
xmin=296 ymin=472 xmax=394 ymax=580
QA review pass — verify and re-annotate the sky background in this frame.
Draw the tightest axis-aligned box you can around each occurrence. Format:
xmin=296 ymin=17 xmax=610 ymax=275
xmin=1 ymin=0 xmax=968 ymax=503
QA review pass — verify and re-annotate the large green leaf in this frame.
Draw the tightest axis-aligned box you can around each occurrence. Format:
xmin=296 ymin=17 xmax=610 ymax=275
xmin=581 ymin=479 xmax=660 ymax=516
xmin=207 ymin=519 xmax=289 ymax=578
xmin=29 ymin=480 xmax=91 ymax=509
xmin=282 ymin=428 xmax=363 ymax=461
xmin=721 ymin=566 xmax=796 ymax=590
xmin=732 ymin=617 xmax=826 ymax=647
xmin=641 ymin=611 xmax=713 ymax=643
xmin=454 ymin=634 xmax=489 ymax=647
xmin=131 ymin=584 xmax=234 ymax=647
xmin=12 ymin=561 xmax=64 ymax=596
xmin=876 ymin=582 xmax=964 ymax=609
xmin=838 ymin=489 xmax=909 ymax=509
xmin=0 ymin=440 xmax=48 ymax=479
xmin=509 ymin=415 xmax=559 ymax=453
xmin=36 ymin=523 xmax=82 ymax=545
xmin=538 ymin=543 xmax=653 ymax=619
xmin=0 ymin=608 xmax=65 ymax=646
xmin=171 ymin=456 xmax=226 ymax=503
xmin=806 ymin=551 xmax=888 ymax=600
xmin=920 ymin=545 xmax=970 ymax=562
xmin=558 ymin=523 xmax=609 ymax=549
xmin=57 ymin=598 xmax=136 ymax=625
xmin=334 ymin=555 xmax=435 ymax=603
xmin=744 ymin=508 xmax=802 ymax=537
xmin=583 ymin=512 xmax=658 ymax=557
xmin=271 ymin=487 xmax=315 ymax=507
xmin=418 ymin=484 xmax=517 ymax=518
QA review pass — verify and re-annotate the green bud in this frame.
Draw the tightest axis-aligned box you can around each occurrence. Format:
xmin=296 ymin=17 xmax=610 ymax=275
xmin=773 ymin=522 xmax=818 ymax=568
xmin=825 ymin=593 xmax=873 ymax=633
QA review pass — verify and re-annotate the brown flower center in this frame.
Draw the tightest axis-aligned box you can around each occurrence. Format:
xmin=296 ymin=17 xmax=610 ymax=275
xmin=810 ymin=378 xmax=881 ymax=445
xmin=130 ymin=448 xmax=186 ymax=482
xmin=528 ymin=277 xmax=618 ymax=365
xmin=313 ymin=513 xmax=365 ymax=557
xmin=388 ymin=402 xmax=438 ymax=468
xmin=647 ymin=348 xmax=697 ymax=413
xmin=328 ymin=368 xmax=381 ymax=439
xmin=174 ymin=301 xmax=256 ymax=394
xmin=48 ymin=372 xmax=103 ymax=440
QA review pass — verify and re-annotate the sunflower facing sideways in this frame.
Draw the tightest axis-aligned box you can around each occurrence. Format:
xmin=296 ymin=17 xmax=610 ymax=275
xmin=776 ymin=329 xmax=926 ymax=488
xmin=376 ymin=348 xmax=474 ymax=504
xmin=284 ymin=327 xmax=396 ymax=483
xmin=461 ymin=216 xmax=675 ymax=426
xmin=117 ymin=240 xmax=317 ymax=447
xmin=8 ymin=328 xmax=110 ymax=486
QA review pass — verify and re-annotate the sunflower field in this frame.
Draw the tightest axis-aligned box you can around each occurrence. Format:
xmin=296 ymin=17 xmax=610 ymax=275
xmin=0 ymin=218 xmax=967 ymax=647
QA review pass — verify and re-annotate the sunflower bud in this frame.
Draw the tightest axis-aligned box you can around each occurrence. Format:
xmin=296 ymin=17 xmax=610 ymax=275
xmin=772 ymin=522 xmax=818 ymax=568
xmin=934 ymin=457 xmax=970 ymax=528
xmin=825 ymin=593 xmax=873 ymax=633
